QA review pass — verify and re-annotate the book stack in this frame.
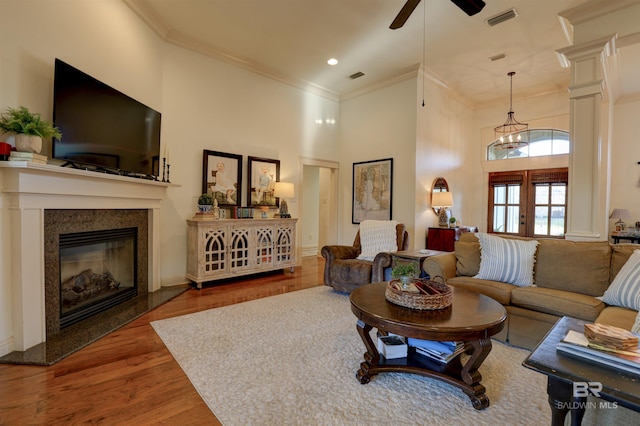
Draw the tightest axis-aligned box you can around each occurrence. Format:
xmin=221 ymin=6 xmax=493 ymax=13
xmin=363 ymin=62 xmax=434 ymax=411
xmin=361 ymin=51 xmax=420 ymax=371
xmin=408 ymin=338 xmax=466 ymax=364
xmin=556 ymin=325 xmax=640 ymax=376
xmin=9 ymin=151 xmax=47 ymax=164
xmin=376 ymin=335 xmax=408 ymax=359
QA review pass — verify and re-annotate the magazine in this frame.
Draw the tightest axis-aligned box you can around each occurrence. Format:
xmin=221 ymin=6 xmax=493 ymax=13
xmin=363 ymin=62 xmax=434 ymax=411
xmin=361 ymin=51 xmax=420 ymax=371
xmin=556 ymin=330 xmax=640 ymax=376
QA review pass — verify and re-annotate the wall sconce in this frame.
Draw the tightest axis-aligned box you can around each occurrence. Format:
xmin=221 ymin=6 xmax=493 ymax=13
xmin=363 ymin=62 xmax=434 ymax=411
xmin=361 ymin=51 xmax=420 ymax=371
xmin=431 ymin=191 xmax=453 ymax=227
xmin=274 ymin=182 xmax=294 ymax=218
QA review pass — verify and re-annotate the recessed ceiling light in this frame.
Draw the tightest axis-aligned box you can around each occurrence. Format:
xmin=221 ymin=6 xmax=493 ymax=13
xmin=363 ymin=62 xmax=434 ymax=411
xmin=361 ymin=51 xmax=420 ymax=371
xmin=327 ymin=58 xmax=338 ymax=66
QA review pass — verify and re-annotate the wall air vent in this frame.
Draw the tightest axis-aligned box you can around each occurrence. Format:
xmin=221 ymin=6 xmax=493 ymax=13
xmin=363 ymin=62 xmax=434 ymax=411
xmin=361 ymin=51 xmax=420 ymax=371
xmin=348 ymin=71 xmax=365 ymax=80
xmin=485 ymin=8 xmax=518 ymax=27
xmin=489 ymin=53 xmax=507 ymax=62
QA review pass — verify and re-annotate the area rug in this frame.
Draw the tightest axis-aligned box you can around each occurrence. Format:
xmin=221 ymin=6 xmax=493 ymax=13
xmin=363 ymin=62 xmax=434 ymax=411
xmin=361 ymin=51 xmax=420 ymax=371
xmin=151 ymin=286 xmax=551 ymax=426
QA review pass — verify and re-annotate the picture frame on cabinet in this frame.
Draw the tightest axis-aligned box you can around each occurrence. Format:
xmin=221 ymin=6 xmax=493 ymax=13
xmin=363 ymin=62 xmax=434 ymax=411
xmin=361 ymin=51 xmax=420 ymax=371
xmin=202 ymin=150 xmax=242 ymax=207
xmin=352 ymin=158 xmax=393 ymax=224
xmin=247 ymin=156 xmax=280 ymax=207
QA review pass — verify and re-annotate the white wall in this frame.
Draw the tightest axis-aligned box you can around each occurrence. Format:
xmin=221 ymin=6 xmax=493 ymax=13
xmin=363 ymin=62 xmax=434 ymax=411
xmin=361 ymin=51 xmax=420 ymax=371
xmin=338 ymin=78 xmax=418 ymax=246
xmin=610 ymin=98 xmax=640 ymax=228
xmin=0 ymin=0 xmax=340 ymax=355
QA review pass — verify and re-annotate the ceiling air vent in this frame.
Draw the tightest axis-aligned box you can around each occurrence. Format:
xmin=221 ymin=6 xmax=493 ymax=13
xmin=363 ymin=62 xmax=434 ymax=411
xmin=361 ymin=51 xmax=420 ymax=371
xmin=348 ymin=71 xmax=365 ymax=80
xmin=489 ymin=53 xmax=507 ymax=62
xmin=485 ymin=8 xmax=518 ymax=27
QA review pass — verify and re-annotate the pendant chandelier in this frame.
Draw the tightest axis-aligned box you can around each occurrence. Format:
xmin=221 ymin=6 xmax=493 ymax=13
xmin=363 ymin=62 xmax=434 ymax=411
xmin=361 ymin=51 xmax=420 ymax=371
xmin=494 ymin=71 xmax=528 ymax=150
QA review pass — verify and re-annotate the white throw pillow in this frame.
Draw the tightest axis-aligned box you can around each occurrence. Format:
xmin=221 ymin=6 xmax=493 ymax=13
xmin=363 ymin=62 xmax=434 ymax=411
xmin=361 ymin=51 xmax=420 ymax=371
xmin=474 ymin=233 xmax=539 ymax=287
xmin=599 ymin=249 xmax=640 ymax=312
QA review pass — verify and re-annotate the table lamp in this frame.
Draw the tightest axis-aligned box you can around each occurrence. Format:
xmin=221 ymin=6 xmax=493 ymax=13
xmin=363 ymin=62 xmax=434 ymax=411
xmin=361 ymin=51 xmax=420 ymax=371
xmin=274 ymin=182 xmax=294 ymax=218
xmin=432 ymin=191 xmax=453 ymax=227
xmin=609 ymin=208 xmax=631 ymax=231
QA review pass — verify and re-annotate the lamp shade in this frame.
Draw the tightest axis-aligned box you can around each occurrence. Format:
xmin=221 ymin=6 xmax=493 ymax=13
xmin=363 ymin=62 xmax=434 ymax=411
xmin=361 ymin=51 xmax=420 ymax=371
xmin=431 ymin=191 xmax=453 ymax=208
xmin=274 ymin=182 xmax=295 ymax=198
xmin=609 ymin=209 xmax=631 ymax=220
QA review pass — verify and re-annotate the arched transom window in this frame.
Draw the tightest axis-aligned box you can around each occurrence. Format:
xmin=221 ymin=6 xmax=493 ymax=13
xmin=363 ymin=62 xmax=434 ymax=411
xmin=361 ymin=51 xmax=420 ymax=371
xmin=487 ymin=129 xmax=570 ymax=160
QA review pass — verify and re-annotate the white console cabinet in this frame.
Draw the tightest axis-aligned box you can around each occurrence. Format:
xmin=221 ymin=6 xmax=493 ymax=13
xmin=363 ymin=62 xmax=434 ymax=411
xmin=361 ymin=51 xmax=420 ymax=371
xmin=186 ymin=218 xmax=297 ymax=288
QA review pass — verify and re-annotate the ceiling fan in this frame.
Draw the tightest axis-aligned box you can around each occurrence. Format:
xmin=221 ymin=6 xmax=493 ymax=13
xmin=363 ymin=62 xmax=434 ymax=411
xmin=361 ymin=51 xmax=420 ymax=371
xmin=390 ymin=0 xmax=486 ymax=29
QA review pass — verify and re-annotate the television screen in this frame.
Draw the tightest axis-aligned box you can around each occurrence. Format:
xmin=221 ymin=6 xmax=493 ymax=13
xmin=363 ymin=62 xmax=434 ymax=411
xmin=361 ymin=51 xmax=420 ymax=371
xmin=53 ymin=59 xmax=161 ymax=177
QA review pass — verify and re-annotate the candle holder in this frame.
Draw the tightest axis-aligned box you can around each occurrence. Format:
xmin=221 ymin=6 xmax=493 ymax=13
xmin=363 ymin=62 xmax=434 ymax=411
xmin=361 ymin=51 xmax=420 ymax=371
xmin=166 ymin=164 xmax=171 ymax=183
xmin=162 ymin=157 xmax=167 ymax=182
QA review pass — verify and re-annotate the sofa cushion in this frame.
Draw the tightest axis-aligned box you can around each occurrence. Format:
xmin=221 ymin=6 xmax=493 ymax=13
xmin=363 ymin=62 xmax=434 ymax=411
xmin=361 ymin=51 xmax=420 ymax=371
xmin=446 ymin=276 xmax=513 ymax=305
xmin=454 ymin=241 xmax=480 ymax=277
xmin=599 ymin=249 xmax=640 ymax=311
xmin=475 ymin=233 xmax=539 ymax=287
xmin=610 ymin=243 xmax=638 ymax=283
xmin=511 ymin=286 xmax=605 ymax=321
xmin=534 ymin=239 xmax=610 ymax=296
xmin=595 ymin=306 xmax=639 ymax=331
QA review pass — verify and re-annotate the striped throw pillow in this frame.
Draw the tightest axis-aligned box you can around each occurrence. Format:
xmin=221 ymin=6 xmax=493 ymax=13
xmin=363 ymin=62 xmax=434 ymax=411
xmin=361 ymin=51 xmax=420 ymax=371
xmin=474 ymin=233 xmax=539 ymax=287
xmin=600 ymin=249 xmax=640 ymax=312
xmin=633 ymin=311 xmax=640 ymax=334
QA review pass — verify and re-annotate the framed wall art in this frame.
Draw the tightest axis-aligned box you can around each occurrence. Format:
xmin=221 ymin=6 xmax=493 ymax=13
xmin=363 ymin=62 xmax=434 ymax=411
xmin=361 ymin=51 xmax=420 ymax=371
xmin=202 ymin=150 xmax=242 ymax=206
xmin=352 ymin=158 xmax=393 ymax=224
xmin=247 ymin=156 xmax=280 ymax=207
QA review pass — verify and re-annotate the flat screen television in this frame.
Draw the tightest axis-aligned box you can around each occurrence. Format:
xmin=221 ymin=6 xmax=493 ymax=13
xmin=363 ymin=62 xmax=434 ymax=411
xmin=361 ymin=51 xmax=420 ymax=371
xmin=52 ymin=58 xmax=161 ymax=178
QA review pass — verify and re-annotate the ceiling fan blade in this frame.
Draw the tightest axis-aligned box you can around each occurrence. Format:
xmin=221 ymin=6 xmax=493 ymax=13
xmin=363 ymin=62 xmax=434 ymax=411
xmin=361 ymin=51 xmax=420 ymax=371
xmin=389 ymin=0 xmax=422 ymax=30
xmin=450 ymin=0 xmax=486 ymax=16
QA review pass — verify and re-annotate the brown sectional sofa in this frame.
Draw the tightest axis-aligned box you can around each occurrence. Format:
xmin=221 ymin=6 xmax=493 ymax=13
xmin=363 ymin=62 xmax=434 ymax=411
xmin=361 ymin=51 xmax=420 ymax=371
xmin=423 ymin=232 xmax=639 ymax=350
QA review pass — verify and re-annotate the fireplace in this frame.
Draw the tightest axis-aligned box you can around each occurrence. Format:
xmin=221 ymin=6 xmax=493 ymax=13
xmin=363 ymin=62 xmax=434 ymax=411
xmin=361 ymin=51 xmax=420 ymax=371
xmin=45 ymin=209 xmax=149 ymax=338
xmin=59 ymin=227 xmax=138 ymax=329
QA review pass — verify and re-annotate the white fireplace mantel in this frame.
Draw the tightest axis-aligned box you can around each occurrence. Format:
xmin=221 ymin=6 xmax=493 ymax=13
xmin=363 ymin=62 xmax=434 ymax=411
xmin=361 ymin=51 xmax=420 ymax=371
xmin=0 ymin=162 xmax=171 ymax=351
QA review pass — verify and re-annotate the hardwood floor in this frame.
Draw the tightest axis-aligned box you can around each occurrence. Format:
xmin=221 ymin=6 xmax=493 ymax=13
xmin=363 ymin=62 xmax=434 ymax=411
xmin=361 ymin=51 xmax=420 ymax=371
xmin=0 ymin=256 xmax=326 ymax=425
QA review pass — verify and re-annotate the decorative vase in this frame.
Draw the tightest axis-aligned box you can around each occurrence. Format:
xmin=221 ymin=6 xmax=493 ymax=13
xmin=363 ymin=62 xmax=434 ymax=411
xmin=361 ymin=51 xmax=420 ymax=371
xmin=198 ymin=205 xmax=212 ymax=213
xmin=400 ymin=275 xmax=412 ymax=289
xmin=13 ymin=134 xmax=42 ymax=154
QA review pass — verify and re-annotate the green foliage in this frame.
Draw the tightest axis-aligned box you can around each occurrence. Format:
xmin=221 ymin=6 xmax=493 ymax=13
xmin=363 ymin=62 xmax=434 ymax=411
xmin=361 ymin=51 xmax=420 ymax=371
xmin=0 ymin=106 xmax=62 ymax=139
xmin=198 ymin=193 xmax=213 ymax=205
xmin=449 ymin=217 xmax=457 ymax=224
xmin=391 ymin=263 xmax=418 ymax=278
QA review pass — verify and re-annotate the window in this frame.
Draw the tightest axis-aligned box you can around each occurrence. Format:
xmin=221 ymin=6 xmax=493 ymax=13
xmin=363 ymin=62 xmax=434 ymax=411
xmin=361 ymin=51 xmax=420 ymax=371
xmin=487 ymin=129 xmax=570 ymax=160
xmin=488 ymin=168 xmax=568 ymax=238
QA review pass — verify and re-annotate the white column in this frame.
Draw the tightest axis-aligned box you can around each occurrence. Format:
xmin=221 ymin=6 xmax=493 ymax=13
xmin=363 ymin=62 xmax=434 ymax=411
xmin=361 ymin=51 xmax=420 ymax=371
xmin=10 ymin=206 xmax=46 ymax=351
xmin=557 ymin=35 xmax=616 ymax=241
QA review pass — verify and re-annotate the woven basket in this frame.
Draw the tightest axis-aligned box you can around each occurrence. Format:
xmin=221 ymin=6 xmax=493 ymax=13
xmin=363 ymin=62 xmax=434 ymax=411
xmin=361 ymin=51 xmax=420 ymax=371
xmin=385 ymin=277 xmax=452 ymax=310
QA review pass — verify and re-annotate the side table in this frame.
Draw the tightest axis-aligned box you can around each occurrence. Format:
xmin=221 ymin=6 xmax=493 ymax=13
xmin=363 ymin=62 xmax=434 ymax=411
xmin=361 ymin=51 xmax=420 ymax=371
xmin=389 ymin=249 xmax=447 ymax=278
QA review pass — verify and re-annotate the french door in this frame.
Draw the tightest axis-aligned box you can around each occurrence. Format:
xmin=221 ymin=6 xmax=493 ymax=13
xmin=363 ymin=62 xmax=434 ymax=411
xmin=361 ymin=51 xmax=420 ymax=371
xmin=488 ymin=168 xmax=568 ymax=238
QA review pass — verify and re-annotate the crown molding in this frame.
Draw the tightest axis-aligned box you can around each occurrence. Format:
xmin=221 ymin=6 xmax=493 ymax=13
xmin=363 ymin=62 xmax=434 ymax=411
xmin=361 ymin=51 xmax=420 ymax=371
xmin=558 ymin=0 xmax=640 ymax=25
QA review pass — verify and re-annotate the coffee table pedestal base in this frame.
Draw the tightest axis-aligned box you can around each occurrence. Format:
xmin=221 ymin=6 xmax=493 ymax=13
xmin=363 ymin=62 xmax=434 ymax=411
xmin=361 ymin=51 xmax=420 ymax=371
xmin=355 ymin=320 xmax=491 ymax=410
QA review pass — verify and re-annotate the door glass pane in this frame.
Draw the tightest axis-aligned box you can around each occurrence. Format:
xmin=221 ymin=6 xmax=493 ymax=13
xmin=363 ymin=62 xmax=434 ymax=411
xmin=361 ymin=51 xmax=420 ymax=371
xmin=535 ymin=185 xmax=549 ymax=204
xmin=494 ymin=186 xmax=505 ymax=204
xmin=551 ymin=185 xmax=566 ymax=204
xmin=550 ymin=207 xmax=565 ymax=236
xmin=535 ymin=206 xmax=549 ymax=235
xmin=507 ymin=185 xmax=520 ymax=204
xmin=506 ymin=206 xmax=519 ymax=233
xmin=493 ymin=206 xmax=505 ymax=232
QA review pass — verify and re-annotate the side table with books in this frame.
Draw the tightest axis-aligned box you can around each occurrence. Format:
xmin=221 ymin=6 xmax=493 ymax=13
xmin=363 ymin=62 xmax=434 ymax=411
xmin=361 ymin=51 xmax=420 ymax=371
xmin=523 ymin=316 xmax=640 ymax=426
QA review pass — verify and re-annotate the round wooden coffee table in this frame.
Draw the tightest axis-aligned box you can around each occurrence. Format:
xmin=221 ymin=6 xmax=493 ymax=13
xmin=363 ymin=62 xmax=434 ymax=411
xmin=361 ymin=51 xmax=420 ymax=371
xmin=350 ymin=282 xmax=507 ymax=410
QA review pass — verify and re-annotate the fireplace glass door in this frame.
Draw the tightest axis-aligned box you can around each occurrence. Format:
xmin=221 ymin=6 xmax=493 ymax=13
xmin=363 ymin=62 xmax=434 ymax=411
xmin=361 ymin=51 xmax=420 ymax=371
xmin=59 ymin=227 xmax=138 ymax=328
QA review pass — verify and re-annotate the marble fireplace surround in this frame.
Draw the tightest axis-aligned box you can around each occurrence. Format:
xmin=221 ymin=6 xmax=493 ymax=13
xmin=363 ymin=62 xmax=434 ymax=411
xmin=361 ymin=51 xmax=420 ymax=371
xmin=0 ymin=162 xmax=170 ymax=352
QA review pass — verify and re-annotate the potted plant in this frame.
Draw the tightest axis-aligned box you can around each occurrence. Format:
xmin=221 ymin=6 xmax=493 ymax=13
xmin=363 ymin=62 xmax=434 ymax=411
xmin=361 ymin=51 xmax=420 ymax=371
xmin=198 ymin=193 xmax=214 ymax=213
xmin=449 ymin=217 xmax=457 ymax=228
xmin=0 ymin=106 xmax=62 ymax=154
xmin=391 ymin=263 xmax=418 ymax=289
